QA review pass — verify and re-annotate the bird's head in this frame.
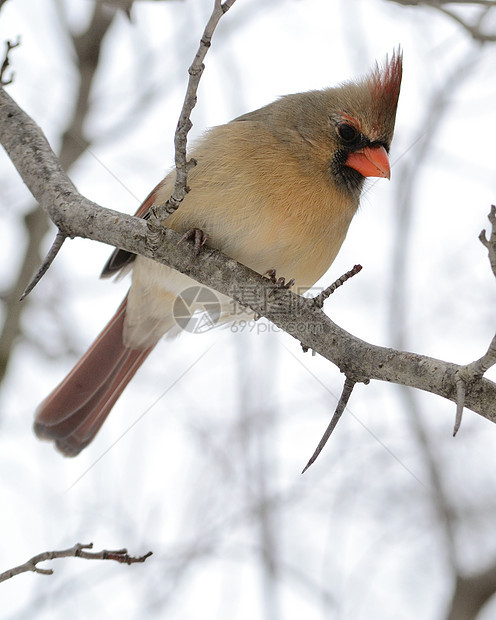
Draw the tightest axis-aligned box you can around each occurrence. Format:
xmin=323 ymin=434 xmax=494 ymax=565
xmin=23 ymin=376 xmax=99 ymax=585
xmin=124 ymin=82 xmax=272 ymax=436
xmin=254 ymin=50 xmax=403 ymax=197
xmin=327 ymin=50 xmax=403 ymax=190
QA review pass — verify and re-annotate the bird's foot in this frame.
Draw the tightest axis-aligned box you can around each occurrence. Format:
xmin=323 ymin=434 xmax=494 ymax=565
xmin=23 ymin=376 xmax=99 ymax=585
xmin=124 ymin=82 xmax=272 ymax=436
xmin=263 ymin=268 xmax=295 ymax=290
xmin=178 ymin=228 xmax=209 ymax=263
xmin=254 ymin=269 xmax=296 ymax=320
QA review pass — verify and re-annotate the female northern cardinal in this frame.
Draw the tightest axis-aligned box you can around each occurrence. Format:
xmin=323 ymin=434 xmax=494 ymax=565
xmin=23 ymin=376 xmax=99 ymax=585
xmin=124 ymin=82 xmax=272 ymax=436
xmin=35 ymin=51 xmax=402 ymax=455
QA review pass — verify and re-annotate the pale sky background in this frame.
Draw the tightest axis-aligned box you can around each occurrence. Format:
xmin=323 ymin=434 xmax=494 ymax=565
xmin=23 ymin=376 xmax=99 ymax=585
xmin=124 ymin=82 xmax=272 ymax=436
xmin=1 ymin=0 xmax=496 ymax=618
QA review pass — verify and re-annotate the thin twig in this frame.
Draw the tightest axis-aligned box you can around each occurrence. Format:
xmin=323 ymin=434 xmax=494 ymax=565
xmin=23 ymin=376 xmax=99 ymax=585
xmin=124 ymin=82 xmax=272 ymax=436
xmin=152 ymin=0 xmax=237 ymax=221
xmin=453 ymin=374 xmax=466 ymax=436
xmin=452 ymin=205 xmax=496 ymax=434
xmin=19 ymin=230 xmax=67 ymax=301
xmin=313 ymin=265 xmax=362 ymax=309
xmin=462 ymin=334 xmax=496 ymax=379
xmin=479 ymin=204 xmax=496 ymax=278
xmin=302 ymin=376 xmax=357 ymax=473
xmin=0 ymin=542 xmax=152 ymax=583
xmin=0 ymin=37 xmax=20 ymax=86
xmin=454 ymin=333 xmax=496 ymax=435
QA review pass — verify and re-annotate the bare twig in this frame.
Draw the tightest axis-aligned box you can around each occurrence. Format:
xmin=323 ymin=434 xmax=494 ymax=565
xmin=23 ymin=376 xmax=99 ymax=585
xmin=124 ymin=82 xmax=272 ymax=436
xmin=0 ymin=37 xmax=20 ymax=86
xmin=0 ymin=542 xmax=152 ymax=583
xmin=302 ymin=376 xmax=358 ymax=473
xmin=451 ymin=204 xmax=496 ymax=435
xmin=152 ymin=0 xmax=237 ymax=221
xmin=463 ymin=334 xmax=496 ymax=379
xmin=19 ymin=231 xmax=67 ymax=301
xmin=454 ymin=334 xmax=496 ymax=435
xmin=313 ymin=265 xmax=362 ymax=309
xmin=453 ymin=374 xmax=466 ymax=436
xmin=479 ymin=204 xmax=496 ymax=278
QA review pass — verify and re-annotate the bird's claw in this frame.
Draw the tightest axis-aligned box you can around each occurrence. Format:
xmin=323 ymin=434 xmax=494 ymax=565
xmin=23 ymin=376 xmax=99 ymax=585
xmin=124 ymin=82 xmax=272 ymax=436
xmin=263 ymin=269 xmax=295 ymax=291
xmin=178 ymin=228 xmax=209 ymax=262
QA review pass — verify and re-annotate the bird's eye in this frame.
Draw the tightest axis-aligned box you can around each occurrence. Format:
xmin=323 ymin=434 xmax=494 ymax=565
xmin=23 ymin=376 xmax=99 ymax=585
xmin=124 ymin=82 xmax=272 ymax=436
xmin=337 ymin=123 xmax=358 ymax=143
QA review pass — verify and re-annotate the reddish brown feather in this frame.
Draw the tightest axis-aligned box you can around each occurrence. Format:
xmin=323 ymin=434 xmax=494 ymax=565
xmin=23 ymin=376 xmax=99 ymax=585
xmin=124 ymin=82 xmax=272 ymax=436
xmin=369 ymin=48 xmax=402 ymax=99
xmin=368 ymin=48 xmax=403 ymax=122
xmin=36 ymin=179 xmax=167 ymax=456
xmin=34 ymin=298 xmax=153 ymax=456
xmin=134 ymin=178 xmax=165 ymax=218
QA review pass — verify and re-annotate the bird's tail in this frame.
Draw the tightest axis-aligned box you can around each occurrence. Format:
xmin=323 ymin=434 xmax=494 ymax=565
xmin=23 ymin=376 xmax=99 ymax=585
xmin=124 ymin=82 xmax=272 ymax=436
xmin=34 ymin=298 xmax=153 ymax=456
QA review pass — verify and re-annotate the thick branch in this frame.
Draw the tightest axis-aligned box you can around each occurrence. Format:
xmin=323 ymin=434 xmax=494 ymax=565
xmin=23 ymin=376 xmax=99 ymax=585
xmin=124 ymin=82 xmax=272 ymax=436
xmin=0 ymin=85 xmax=496 ymax=425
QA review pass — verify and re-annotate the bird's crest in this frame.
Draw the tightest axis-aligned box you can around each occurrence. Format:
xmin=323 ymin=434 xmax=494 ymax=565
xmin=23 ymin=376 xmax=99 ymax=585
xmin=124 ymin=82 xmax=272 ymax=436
xmin=368 ymin=48 xmax=403 ymax=119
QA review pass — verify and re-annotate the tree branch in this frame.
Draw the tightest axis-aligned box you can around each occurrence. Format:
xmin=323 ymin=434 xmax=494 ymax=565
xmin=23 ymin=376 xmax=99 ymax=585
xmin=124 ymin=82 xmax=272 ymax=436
xmin=451 ymin=204 xmax=496 ymax=434
xmin=153 ymin=0 xmax=237 ymax=219
xmin=0 ymin=542 xmax=152 ymax=583
xmin=1 ymin=85 xmax=495 ymax=427
xmin=0 ymin=38 xmax=20 ymax=86
xmin=19 ymin=231 xmax=67 ymax=301
xmin=301 ymin=376 xmax=359 ymax=473
xmin=454 ymin=332 xmax=496 ymax=435
xmin=313 ymin=264 xmax=362 ymax=308
xmin=479 ymin=204 xmax=496 ymax=278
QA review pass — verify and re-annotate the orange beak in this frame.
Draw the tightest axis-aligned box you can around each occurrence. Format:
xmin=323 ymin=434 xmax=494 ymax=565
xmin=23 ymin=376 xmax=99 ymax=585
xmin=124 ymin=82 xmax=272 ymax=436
xmin=344 ymin=145 xmax=390 ymax=179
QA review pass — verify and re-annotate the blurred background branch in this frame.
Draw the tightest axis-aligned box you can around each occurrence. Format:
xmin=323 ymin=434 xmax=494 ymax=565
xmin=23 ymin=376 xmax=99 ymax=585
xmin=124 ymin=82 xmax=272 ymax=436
xmin=0 ymin=2 xmax=118 ymax=384
xmin=388 ymin=0 xmax=496 ymax=41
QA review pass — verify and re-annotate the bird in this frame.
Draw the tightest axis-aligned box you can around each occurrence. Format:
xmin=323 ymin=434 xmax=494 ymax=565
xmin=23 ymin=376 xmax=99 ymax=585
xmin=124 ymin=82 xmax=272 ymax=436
xmin=35 ymin=50 xmax=402 ymax=456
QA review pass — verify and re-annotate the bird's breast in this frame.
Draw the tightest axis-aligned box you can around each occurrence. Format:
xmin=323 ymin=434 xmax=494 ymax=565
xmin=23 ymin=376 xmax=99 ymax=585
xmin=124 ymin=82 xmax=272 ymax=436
xmin=163 ymin=159 xmax=358 ymax=291
xmin=126 ymin=123 xmax=360 ymax=346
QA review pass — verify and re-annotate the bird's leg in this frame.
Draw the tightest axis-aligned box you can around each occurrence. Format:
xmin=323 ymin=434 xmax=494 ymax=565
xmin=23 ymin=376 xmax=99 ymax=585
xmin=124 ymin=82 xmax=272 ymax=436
xmin=178 ymin=228 xmax=209 ymax=263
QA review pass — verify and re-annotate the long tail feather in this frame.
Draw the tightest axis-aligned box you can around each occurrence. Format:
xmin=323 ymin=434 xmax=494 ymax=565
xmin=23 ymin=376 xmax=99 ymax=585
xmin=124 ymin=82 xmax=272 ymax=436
xmin=35 ymin=298 xmax=153 ymax=456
